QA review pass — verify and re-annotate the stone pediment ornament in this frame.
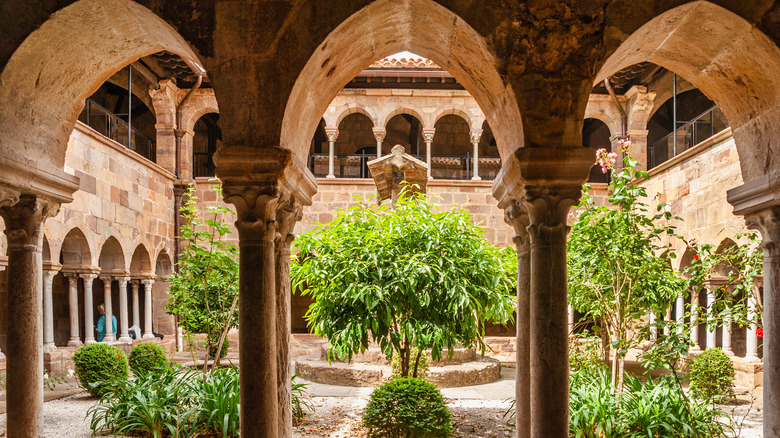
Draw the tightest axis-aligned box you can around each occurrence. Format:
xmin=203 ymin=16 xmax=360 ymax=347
xmin=367 ymin=145 xmax=429 ymax=204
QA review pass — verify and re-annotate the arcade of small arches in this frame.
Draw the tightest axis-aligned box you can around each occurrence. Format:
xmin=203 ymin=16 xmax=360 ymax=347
xmin=3 ymin=1 xmax=780 ymax=438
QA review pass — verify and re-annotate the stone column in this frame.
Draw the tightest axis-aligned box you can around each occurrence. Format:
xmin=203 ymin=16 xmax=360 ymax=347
xmin=745 ymin=286 xmax=760 ymax=362
xmin=423 ymin=129 xmax=435 ymax=180
xmin=325 ymin=128 xmax=338 ymax=179
xmin=131 ymin=280 xmax=141 ymax=329
xmin=373 ymin=127 xmax=386 ymax=159
xmin=675 ymin=295 xmax=685 ymax=335
xmin=0 ymin=263 xmax=4 ymax=359
xmin=64 ymin=273 xmax=82 ymax=347
xmin=142 ymin=279 xmax=155 ymax=338
xmin=275 ymin=199 xmax=303 ymax=438
xmin=470 ymin=130 xmax=482 ymax=181
xmin=116 ymin=276 xmax=131 ymax=342
xmin=568 ymin=305 xmax=575 ymax=334
xmin=504 ymin=202 xmax=530 ymax=438
xmin=100 ymin=276 xmax=115 ymax=342
xmin=82 ymin=273 xmax=97 ymax=344
xmin=1 ymin=192 xmax=60 ymax=438
xmin=224 ymin=186 xmax=280 ymax=437
xmin=649 ymin=312 xmax=657 ymax=341
xmin=42 ymin=268 xmax=60 ymax=352
xmin=626 ymin=130 xmax=649 ymax=171
xmin=690 ymin=290 xmax=701 ymax=351
xmin=706 ymin=287 xmax=717 ymax=349
xmin=722 ymin=288 xmax=733 ymax=355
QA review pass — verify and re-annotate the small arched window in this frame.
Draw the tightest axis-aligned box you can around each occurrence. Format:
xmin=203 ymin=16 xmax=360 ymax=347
xmin=192 ymin=113 xmax=221 ymax=178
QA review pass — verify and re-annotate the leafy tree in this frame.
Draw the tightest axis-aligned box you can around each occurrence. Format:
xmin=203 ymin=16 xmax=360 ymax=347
xmin=291 ymin=189 xmax=515 ymax=377
xmin=567 ymin=147 xmax=684 ymax=392
xmin=167 ymin=184 xmax=239 ymax=372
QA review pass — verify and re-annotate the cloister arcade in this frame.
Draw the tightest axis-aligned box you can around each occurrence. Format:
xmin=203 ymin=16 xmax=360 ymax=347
xmin=2 ymin=1 xmax=780 ymax=438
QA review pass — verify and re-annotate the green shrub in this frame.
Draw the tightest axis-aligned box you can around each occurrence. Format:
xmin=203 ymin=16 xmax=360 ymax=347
xmin=292 ymin=373 xmax=313 ymax=425
xmin=363 ymin=377 xmax=452 ymax=438
xmin=688 ymin=347 xmax=735 ymax=401
xmin=208 ymin=336 xmax=230 ymax=360
xmin=128 ymin=343 xmax=168 ymax=376
xmin=73 ymin=343 xmax=129 ymax=397
xmin=391 ymin=347 xmax=430 ymax=379
xmin=569 ymin=335 xmax=604 ymax=373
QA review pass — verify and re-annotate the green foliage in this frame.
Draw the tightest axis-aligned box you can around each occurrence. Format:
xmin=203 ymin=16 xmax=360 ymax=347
xmin=569 ymin=335 xmax=604 ymax=373
xmin=167 ymin=184 xmax=239 ymax=366
xmin=208 ymin=336 xmax=230 ymax=360
xmin=363 ymin=377 xmax=452 ymax=438
xmin=292 ymin=189 xmax=515 ymax=376
xmin=72 ymin=343 xmax=129 ymax=397
xmin=391 ymin=347 xmax=430 ymax=380
xmin=568 ymin=153 xmax=685 ymax=389
xmin=292 ymin=373 xmax=313 ymax=425
xmin=688 ymin=348 xmax=736 ymax=401
xmin=129 ymin=343 xmax=169 ymax=376
xmin=88 ymin=366 xmax=309 ymax=437
xmin=569 ymin=367 xmax=733 ymax=438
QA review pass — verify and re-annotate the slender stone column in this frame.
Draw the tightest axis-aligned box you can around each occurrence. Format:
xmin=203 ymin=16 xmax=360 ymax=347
xmin=42 ymin=268 xmax=60 ymax=352
xmin=131 ymin=280 xmax=141 ymax=329
xmin=690 ymin=290 xmax=701 ymax=351
xmin=706 ymin=287 xmax=717 ymax=349
xmin=100 ymin=276 xmax=115 ymax=342
xmin=325 ymin=128 xmax=338 ymax=179
xmin=722 ymin=288 xmax=733 ymax=354
xmin=116 ymin=277 xmax=131 ymax=342
xmin=1 ymin=192 xmax=60 ymax=438
xmin=275 ymin=199 xmax=303 ymax=438
xmin=568 ymin=305 xmax=575 ymax=334
xmin=664 ymin=307 xmax=672 ymax=336
xmin=64 ymin=273 xmax=82 ymax=347
xmin=373 ymin=127 xmax=386 ymax=159
xmin=470 ymin=130 xmax=482 ymax=181
xmin=649 ymin=312 xmax=657 ymax=341
xmin=504 ymin=202 xmax=530 ymax=438
xmin=223 ymin=186 xmax=280 ymax=438
xmin=423 ymin=129 xmax=435 ymax=180
xmin=0 ymin=264 xmax=4 ymax=359
xmin=675 ymin=295 xmax=685 ymax=335
xmin=745 ymin=285 xmax=760 ymax=361
xmin=82 ymin=273 xmax=97 ymax=344
xmin=142 ymin=279 xmax=155 ymax=338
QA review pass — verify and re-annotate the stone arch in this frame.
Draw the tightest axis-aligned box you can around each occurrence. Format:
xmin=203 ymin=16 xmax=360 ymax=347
xmin=155 ymin=249 xmax=173 ymax=280
xmin=329 ymin=104 xmax=379 ymax=129
xmin=180 ymin=94 xmax=220 ymax=135
xmin=98 ymin=236 xmax=127 ymax=275
xmin=280 ymin=0 xmax=523 ymax=163
xmin=433 ymin=106 xmax=480 ymax=132
xmin=59 ymin=228 xmax=92 ymax=270
xmin=130 ymin=244 xmax=153 ymax=277
xmin=678 ymin=247 xmax=697 ymax=277
xmin=596 ymin=1 xmax=780 ymax=183
xmin=0 ymin=0 xmax=203 ymax=171
xmin=583 ymin=97 xmax=622 ymax=139
xmin=380 ymin=106 xmax=429 ymax=130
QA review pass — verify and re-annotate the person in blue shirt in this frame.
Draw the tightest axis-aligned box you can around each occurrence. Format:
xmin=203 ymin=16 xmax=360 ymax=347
xmin=95 ymin=304 xmax=117 ymax=342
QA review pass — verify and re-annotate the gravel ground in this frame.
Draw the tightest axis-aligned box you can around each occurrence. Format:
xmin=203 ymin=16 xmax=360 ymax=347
xmin=0 ymin=391 xmax=764 ymax=437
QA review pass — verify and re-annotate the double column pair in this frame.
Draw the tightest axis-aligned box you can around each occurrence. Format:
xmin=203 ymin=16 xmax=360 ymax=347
xmin=498 ymin=148 xmax=593 ymax=438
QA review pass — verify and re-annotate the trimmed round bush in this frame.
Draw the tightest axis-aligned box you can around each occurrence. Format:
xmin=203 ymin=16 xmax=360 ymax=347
xmin=688 ymin=347 xmax=735 ymax=401
xmin=72 ymin=343 xmax=129 ymax=397
xmin=128 ymin=342 xmax=168 ymax=375
xmin=363 ymin=377 xmax=452 ymax=438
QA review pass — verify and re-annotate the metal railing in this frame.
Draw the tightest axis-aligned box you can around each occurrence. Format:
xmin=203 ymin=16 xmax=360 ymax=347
xmin=78 ymin=99 xmax=157 ymax=162
xmin=648 ymin=106 xmax=729 ymax=170
xmin=307 ymin=153 xmax=502 ymax=180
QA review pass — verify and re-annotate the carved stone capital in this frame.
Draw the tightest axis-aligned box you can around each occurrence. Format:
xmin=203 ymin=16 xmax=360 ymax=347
xmin=223 ymin=185 xmax=280 ymax=243
xmin=745 ymin=206 xmax=780 ymax=256
xmin=470 ymin=130 xmax=483 ymax=145
xmin=0 ymin=185 xmax=21 ymax=208
xmin=275 ymin=197 xmax=303 ymax=253
xmin=325 ymin=128 xmax=339 ymax=143
xmin=372 ymin=127 xmax=386 ymax=143
xmin=522 ymin=185 xmax=583 ymax=244
xmin=422 ymin=129 xmax=436 ymax=144
xmin=0 ymin=194 xmax=59 ymax=249
xmin=503 ymin=199 xmax=531 ymax=251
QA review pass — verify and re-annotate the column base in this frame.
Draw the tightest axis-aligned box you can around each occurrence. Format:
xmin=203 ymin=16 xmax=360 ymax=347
xmin=118 ymin=336 xmax=133 ymax=343
xmin=690 ymin=345 xmax=702 ymax=352
xmin=723 ymin=348 xmax=734 ymax=356
xmin=43 ymin=343 xmax=57 ymax=353
xmin=84 ymin=339 xmax=97 ymax=345
xmin=326 ymin=174 xmax=336 ymax=179
xmin=471 ymin=175 xmax=482 ymax=181
xmin=142 ymin=334 xmax=155 ymax=339
xmin=428 ymin=175 xmax=432 ymax=180
xmin=103 ymin=336 xmax=116 ymax=342
xmin=744 ymin=355 xmax=761 ymax=363
xmin=67 ymin=339 xmax=83 ymax=348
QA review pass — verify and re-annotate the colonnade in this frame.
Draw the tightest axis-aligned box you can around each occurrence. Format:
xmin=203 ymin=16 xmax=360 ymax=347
xmin=322 ymin=124 xmax=484 ymax=180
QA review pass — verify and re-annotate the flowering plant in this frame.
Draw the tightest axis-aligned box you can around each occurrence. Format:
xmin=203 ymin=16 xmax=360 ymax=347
xmin=757 ymin=328 xmax=764 ymax=339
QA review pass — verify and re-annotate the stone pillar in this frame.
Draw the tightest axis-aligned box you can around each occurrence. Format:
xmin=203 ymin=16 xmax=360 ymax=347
xmin=470 ymin=130 xmax=482 ymax=181
xmin=568 ymin=305 xmax=575 ymax=334
xmin=42 ymin=268 xmax=60 ymax=352
xmin=142 ymin=279 xmax=155 ymax=338
xmin=82 ymin=273 xmax=97 ymax=344
xmin=690 ymin=290 xmax=701 ymax=351
xmin=100 ymin=276 xmax=115 ymax=342
xmin=626 ymin=130 xmax=649 ymax=171
xmin=373 ymin=127 xmax=386 ymax=159
xmin=745 ymin=286 xmax=760 ymax=362
xmin=423 ymin=129 xmax=435 ymax=180
xmin=0 ymin=192 xmax=60 ymax=438
xmin=504 ymin=202 xmax=530 ymax=438
xmin=275 ymin=199 xmax=303 ymax=438
xmin=675 ymin=295 xmax=685 ymax=335
xmin=131 ymin=280 xmax=141 ymax=329
xmin=325 ymin=128 xmax=338 ymax=179
xmin=649 ymin=312 xmax=657 ymax=341
xmin=64 ymin=273 xmax=82 ymax=347
xmin=706 ymin=287 xmax=717 ymax=349
xmin=116 ymin=276 xmax=131 ymax=343
xmin=722 ymin=288 xmax=733 ymax=355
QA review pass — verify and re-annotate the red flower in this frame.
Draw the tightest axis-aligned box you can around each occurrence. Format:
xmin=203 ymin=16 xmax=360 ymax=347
xmin=693 ymin=254 xmax=699 ymax=261
xmin=757 ymin=328 xmax=764 ymax=339
xmin=117 ymin=354 xmax=122 ymax=358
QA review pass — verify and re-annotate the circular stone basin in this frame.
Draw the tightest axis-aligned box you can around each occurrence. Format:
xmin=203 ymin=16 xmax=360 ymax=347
xmin=294 ymin=345 xmax=501 ymax=387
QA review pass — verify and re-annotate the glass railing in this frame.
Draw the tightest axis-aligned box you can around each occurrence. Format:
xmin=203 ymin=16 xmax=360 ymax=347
xmin=648 ymin=106 xmax=729 ymax=170
xmin=77 ymin=99 xmax=156 ymax=162
xmin=307 ymin=153 xmax=502 ymax=180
